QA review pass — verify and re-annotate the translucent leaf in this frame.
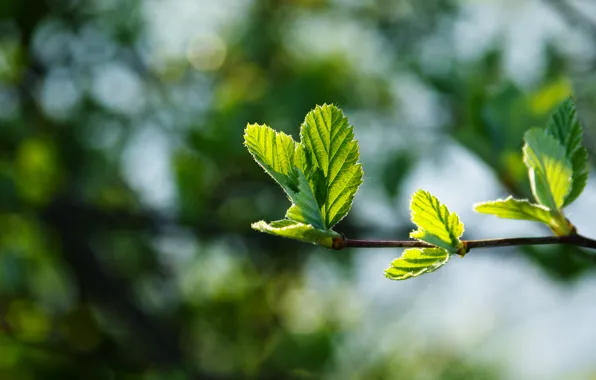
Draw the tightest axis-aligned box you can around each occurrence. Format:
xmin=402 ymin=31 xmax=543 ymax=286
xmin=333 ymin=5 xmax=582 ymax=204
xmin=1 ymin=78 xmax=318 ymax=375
xmin=523 ymin=128 xmax=572 ymax=210
xmin=409 ymin=190 xmax=464 ymax=254
xmin=285 ymin=168 xmax=326 ymax=230
xmin=251 ymin=220 xmax=339 ymax=248
xmin=300 ymin=104 xmax=363 ymax=228
xmin=384 ymin=248 xmax=450 ymax=280
xmin=244 ymin=123 xmax=299 ymax=199
xmin=244 ymin=124 xmax=326 ymax=229
xmin=566 ymin=147 xmax=589 ymax=206
xmin=545 ymin=97 xmax=588 ymax=207
xmin=474 ymin=196 xmax=553 ymax=224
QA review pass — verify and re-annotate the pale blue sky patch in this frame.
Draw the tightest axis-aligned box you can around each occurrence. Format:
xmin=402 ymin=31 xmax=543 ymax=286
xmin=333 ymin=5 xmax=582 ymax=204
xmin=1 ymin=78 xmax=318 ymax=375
xmin=122 ymin=123 xmax=177 ymax=212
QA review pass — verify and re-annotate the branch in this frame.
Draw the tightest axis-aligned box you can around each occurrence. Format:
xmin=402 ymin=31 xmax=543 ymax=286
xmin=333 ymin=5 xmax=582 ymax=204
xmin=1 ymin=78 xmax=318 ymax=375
xmin=333 ymin=234 xmax=596 ymax=251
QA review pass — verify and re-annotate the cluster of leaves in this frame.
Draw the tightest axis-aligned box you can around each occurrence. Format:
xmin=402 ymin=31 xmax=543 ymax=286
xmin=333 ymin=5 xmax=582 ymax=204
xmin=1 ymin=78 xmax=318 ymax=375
xmin=244 ymin=98 xmax=588 ymax=281
xmin=244 ymin=104 xmax=363 ymax=248
xmin=475 ymin=98 xmax=587 ymax=236
xmin=384 ymin=190 xmax=465 ymax=280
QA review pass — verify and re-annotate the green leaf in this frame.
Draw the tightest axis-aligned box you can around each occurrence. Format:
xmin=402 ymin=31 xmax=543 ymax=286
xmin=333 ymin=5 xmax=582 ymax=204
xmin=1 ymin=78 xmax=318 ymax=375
xmin=409 ymin=190 xmax=464 ymax=254
xmin=545 ymin=97 xmax=588 ymax=207
xmin=244 ymin=123 xmax=325 ymax=230
xmin=523 ymin=128 xmax=572 ymax=210
xmin=251 ymin=220 xmax=339 ymax=248
xmin=244 ymin=123 xmax=300 ymax=200
xmin=384 ymin=248 xmax=450 ymax=280
xmin=285 ymin=168 xmax=326 ymax=230
xmin=474 ymin=196 xmax=553 ymax=224
xmin=300 ymin=104 xmax=363 ymax=228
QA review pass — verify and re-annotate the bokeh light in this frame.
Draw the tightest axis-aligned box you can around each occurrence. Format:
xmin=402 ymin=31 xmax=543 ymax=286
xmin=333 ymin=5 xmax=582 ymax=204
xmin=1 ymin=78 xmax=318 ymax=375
xmin=1 ymin=0 xmax=596 ymax=379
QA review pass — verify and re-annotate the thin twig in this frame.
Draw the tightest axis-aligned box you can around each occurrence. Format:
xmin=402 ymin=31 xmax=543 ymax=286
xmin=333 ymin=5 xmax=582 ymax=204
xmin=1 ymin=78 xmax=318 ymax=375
xmin=333 ymin=234 xmax=596 ymax=251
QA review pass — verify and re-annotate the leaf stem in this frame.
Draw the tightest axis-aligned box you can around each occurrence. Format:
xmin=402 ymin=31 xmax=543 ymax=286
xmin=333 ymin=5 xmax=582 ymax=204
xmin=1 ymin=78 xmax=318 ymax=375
xmin=334 ymin=234 xmax=596 ymax=251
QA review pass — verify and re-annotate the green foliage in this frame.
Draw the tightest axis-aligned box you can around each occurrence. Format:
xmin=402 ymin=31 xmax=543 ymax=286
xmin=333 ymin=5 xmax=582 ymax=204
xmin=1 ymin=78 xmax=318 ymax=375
xmin=300 ymin=104 xmax=364 ymax=228
xmin=251 ymin=220 xmax=339 ymax=248
xmin=523 ymin=128 xmax=572 ymax=210
xmin=384 ymin=190 xmax=464 ymax=280
xmin=244 ymin=104 xmax=363 ymax=245
xmin=544 ymin=97 xmax=588 ymax=207
xmin=285 ymin=168 xmax=326 ymax=229
xmin=410 ymin=190 xmax=465 ymax=254
xmin=245 ymin=108 xmax=468 ymax=280
xmin=474 ymin=197 xmax=552 ymax=224
xmin=249 ymin=97 xmax=590 ymax=282
xmin=9 ymin=0 xmax=596 ymax=377
xmin=384 ymin=248 xmax=450 ymax=280
xmin=244 ymin=123 xmax=301 ymax=202
xmin=477 ymin=98 xmax=585 ymax=236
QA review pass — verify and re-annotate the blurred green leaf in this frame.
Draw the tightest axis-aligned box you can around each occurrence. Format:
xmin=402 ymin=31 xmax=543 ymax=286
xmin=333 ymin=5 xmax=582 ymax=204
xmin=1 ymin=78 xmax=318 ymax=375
xmin=529 ymin=78 xmax=572 ymax=115
xmin=410 ymin=190 xmax=464 ymax=254
xmin=474 ymin=196 xmax=553 ymax=224
xmin=523 ymin=128 xmax=572 ymax=210
xmin=544 ymin=97 xmax=588 ymax=207
xmin=384 ymin=248 xmax=450 ymax=280
xmin=251 ymin=220 xmax=339 ymax=248
xmin=16 ymin=138 xmax=61 ymax=205
xmin=300 ymin=104 xmax=363 ymax=228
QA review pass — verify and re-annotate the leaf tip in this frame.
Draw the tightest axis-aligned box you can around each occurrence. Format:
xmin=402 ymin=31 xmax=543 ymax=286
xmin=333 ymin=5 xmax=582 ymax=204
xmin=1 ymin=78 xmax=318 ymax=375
xmin=250 ymin=220 xmax=268 ymax=231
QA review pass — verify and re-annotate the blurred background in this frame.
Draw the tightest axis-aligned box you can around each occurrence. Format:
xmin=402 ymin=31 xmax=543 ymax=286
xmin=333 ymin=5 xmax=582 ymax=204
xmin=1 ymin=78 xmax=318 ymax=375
xmin=1 ymin=0 xmax=596 ymax=379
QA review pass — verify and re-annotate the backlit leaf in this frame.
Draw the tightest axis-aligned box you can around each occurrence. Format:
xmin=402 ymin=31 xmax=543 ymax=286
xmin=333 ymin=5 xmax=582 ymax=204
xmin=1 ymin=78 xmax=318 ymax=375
xmin=300 ymin=104 xmax=363 ymax=228
xmin=285 ymin=168 xmax=326 ymax=230
xmin=384 ymin=248 xmax=450 ymax=280
xmin=244 ymin=123 xmax=326 ymax=230
xmin=545 ymin=97 xmax=588 ymax=207
xmin=474 ymin=196 xmax=552 ymax=224
xmin=244 ymin=123 xmax=299 ymax=199
xmin=523 ymin=128 xmax=572 ymax=210
xmin=409 ymin=190 xmax=464 ymax=254
xmin=251 ymin=220 xmax=339 ymax=248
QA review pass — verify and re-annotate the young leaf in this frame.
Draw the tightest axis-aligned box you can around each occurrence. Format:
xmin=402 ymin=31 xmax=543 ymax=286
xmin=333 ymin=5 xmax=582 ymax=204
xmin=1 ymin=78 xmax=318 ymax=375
xmin=409 ymin=190 xmax=464 ymax=254
xmin=245 ymin=124 xmax=326 ymax=230
xmin=300 ymin=104 xmax=363 ymax=228
xmin=384 ymin=248 xmax=450 ymax=280
xmin=474 ymin=196 xmax=552 ymax=224
xmin=244 ymin=123 xmax=299 ymax=198
xmin=545 ymin=97 xmax=588 ymax=207
xmin=285 ymin=168 xmax=326 ymax=230
xmin=251 ymin=220 xmax=339 ymax=248
xmin=523 ymin=128 xmax=572 ymax=210
xmin=566 ymin=147 xmax=589 ymax=207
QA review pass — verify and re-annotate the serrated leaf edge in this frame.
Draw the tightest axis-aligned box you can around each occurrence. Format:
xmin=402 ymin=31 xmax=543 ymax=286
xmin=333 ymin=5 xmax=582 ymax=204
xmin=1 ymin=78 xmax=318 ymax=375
xmin=523 ymin=128 xmax=573 ymax=210
xmin=384 ymin=247 xmax=450 ymax=280
xmin=409 ymin=189 xmax=464 ymax=254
